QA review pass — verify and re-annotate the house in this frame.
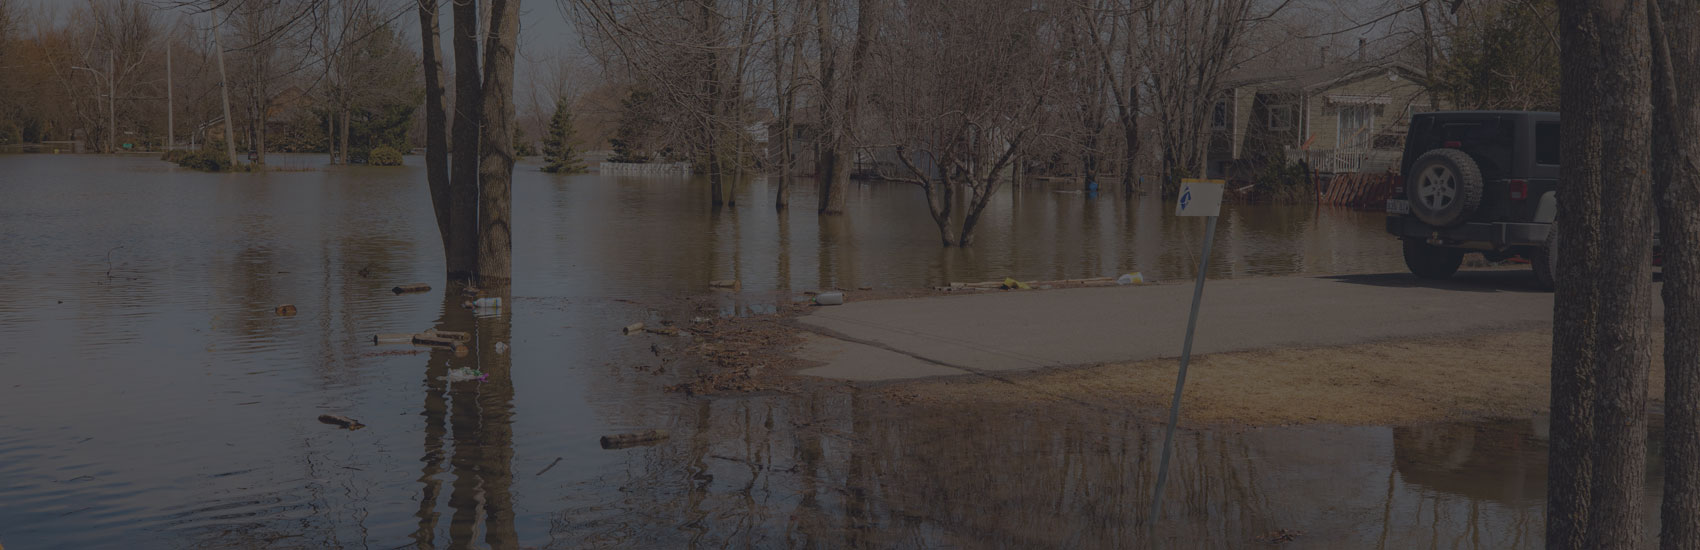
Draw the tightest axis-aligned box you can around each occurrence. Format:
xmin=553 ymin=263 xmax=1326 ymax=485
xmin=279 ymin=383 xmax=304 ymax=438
xmin=1207 ymin=61 xmax=1438 ymax=179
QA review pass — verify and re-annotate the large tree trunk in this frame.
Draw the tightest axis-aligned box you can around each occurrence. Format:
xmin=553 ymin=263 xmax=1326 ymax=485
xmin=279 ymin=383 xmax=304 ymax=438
xmin=701 ymin=0 xmax=725 ymax=208
xmin=814 ymin=0 xmax=837 ymax=211
xmin=419 ymin=0 xmax=453 ymax=254
xmin=447 ymin=0 xmax=483 ymax=280
xmin=819 ymin=0 xmax=871 ymax=214
xmin=475 ymin=0 xmax=520 ymax=287
xmin=773 ymin=0 xmax=792 ymax=209
xmin=1654 ymin=2 xmax=1700 ymax=548
xmin=1550 ymin=1 xmax=1656 ymax=548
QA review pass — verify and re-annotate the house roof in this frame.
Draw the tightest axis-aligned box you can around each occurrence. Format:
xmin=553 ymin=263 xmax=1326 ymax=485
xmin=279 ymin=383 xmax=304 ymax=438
xmin=1223 ymin=60 xmax=1426 ymax=94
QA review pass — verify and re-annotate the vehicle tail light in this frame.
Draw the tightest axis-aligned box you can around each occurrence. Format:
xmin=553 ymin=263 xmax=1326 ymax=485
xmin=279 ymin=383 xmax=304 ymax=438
xmin=1509 ymin=179 xmax=1528 ymax=200
xmin=1392 ymin=175 xmax=1404 ymax=194
xmin=1443 ymin=140 xmax=1462 ymax=148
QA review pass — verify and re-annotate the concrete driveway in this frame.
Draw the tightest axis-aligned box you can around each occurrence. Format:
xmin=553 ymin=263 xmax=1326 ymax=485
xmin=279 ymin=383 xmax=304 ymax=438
xmin=791 ymin=270 xmax=1646 ymax=381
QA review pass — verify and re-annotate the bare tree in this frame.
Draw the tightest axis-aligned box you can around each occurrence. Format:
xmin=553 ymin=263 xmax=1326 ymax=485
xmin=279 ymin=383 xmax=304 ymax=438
xmin=868 ymin=0 xmax=1055 ymax=247
xmin=447 ymin=0 xmax=481 ymax=279
xmin=814 ymin=0 xmax=872 ymax=214
xmin=1547 ymin=1 xmax=1655 ymax=548
xmin=1652 ymin=1 xmax=1700 ymax=547
xmin=1138 ymin=0 xmax=1281 ymax=196
xmin=418 ymin=0 xmax=452 ymax=261
xmin=476 ymin=0 xmax=521 ymax=285
xmin=768 ymin=0 xmax=804 ymax=208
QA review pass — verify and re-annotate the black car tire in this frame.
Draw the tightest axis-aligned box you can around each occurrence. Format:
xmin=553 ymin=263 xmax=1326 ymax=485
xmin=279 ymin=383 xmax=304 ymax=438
xmin=1532 ymin=225 xmax=1556 ymax=292
xmin=1406 ymin=149 xmax=1484 ymax=228
xmin=1403 ymin=239 xmax=1464 ymax=280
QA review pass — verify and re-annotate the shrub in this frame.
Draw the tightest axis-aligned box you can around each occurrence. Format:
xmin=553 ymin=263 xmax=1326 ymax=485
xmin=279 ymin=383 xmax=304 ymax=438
xmin=368 ymin=145 xmax=404 ymax=166
xmin=168 ymin=149 xmax=233 ymax=172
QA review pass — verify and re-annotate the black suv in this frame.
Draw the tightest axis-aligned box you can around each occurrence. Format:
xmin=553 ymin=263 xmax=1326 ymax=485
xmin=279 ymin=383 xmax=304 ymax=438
xmin=1386 ymin=111 xmax=1559 ymax=289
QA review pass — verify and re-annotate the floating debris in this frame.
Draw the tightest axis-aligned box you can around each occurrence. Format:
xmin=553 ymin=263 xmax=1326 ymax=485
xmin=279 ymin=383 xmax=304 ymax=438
xmin=317 ymin=414 xmax=364 ymax=430
xmin=600 ymin=429 xmax=670 ymax=449
xmin=709 ymin=280 xmax=741 ymax=290
xmin=392 ymin=283 xmax=432 ymax=294
xmin=1255 ymin=529 xmax=1303 ymax=544
xmin=494 ymin=342 xmax=509 ymax=354
xmin=623 ymin=322 xmax=645 ymax=335
xmin=441 ymin=367 xmax=487 ymax=383
xmin=812 ymin=292 xmax=845 ymax=306
xmin=372 ymin=333 xmax=413 ymax=345
xmin=274 ymin=304 xmax=297 ymax=316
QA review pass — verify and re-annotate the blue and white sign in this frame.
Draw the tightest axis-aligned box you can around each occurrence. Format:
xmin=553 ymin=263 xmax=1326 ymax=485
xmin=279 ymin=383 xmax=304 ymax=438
xmin=1174 ymin=179 xmax=1225 ymax=217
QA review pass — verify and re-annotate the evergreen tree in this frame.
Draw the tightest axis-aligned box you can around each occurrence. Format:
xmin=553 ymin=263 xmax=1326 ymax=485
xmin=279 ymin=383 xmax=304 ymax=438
xmin=541 ymin=97 xmax=587 ymax=173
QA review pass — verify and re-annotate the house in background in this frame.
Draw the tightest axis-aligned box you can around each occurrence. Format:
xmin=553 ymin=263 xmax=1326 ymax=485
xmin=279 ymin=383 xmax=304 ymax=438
xmin=1206 ymin=61 xmax=1437 ymax=179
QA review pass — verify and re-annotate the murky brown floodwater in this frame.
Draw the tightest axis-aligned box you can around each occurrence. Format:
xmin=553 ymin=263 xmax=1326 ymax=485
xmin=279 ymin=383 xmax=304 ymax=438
xmin=0 ymin=154 xmax=1653 ymax=548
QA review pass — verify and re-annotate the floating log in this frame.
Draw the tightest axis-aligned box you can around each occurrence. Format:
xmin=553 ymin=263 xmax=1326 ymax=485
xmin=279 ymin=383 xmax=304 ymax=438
xmin=414 ymin=335 xmax=471 ymax=355
xmin=423 ymin=330 xmax=471 ymax=342
xmin=623 ymin=322 xmax=646 ymax=335
xmin=709 ymin=280 xmax=741 ymax=290
xmin=318 ymin=414 xmax=365 ymax=430
xmin=274 ymin=304 xmax=297 ymax=316
xmin=600 ymin=429 xmax=670 ymax=449
xmin=645 ymin=326 xmax=679 ymax=336
xmin=372 ymin=333 xmax=413 ymax=345
xmin=392 ymin=283 xmax=432 ymax=294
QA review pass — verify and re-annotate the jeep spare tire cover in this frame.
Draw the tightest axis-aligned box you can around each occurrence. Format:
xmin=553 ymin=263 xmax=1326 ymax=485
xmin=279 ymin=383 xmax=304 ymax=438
xmin=1406 ymin=149 xmax=1483 ymax=228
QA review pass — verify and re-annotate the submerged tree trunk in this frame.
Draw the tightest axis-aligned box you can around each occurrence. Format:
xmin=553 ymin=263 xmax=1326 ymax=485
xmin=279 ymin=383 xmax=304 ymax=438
xmin=418 ymin=0 xmax=452 ymax=254
xmin=339 ymin=106 xmax=351 ymax=165
xmin=814 ymin=0 xmax=839 ymax=213
xmin=475 ymin=0 xmax=520 ymax=286
xmin=447 ymin=0 xmax=483 ymax=280
xmin=1549 ymin=1 xmax=1655 ymax=548
xmin=773 ymin=0 xmax=793 ymax=209
xmin=700 ymin=0 xmax=725 ymax=208
xmin=1654 ymin=2 xmax=1700 ymax=548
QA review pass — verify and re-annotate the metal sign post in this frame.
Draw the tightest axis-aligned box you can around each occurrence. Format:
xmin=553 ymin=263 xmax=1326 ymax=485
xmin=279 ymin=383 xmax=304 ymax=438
xmin=1147 ymin=178 xmax=1225 ymax=537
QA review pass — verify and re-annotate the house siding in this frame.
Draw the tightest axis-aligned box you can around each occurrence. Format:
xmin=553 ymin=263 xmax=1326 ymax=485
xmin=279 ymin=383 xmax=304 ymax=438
xmin=1303 ymin=72 xmax=1432 ymax=155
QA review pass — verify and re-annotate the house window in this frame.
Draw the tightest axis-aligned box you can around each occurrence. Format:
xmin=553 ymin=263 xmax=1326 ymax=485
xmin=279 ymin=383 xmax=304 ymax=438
xmin=1269 ymin=105 xmax=1294 ymax=130
xmin=1212 ymin=102 xmax=1228 ymax=130
xmin=1337 ymin=104 xmax=1374 ymax=150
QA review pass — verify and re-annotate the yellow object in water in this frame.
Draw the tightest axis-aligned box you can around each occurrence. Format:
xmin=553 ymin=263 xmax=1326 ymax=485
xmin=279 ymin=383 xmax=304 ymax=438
xmin=1002 ymin=277 xmax=1032 ymax=290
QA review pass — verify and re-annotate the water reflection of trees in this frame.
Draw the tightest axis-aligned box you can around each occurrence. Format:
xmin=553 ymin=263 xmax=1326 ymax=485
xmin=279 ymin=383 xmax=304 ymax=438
xmin=549 ymin=395 xmax=1580 ymax=549
xmin=411 ymin=289 xmax=517 ymax=548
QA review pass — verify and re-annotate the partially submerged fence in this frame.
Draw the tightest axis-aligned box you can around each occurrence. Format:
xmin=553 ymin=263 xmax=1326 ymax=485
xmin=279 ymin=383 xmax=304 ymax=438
xmin=599 ymin=161 xmax=691 ymax=176
xmin=1318 ymin=172 xmax=1398 ymax=209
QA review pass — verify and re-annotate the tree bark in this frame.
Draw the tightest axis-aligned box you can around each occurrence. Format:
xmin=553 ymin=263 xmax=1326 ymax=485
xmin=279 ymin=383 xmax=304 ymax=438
xmin=447 ymin=0 xmax=483 ymax=280
xmin=339 ymin=106 xmax=350 ymax=165
xmin=773 ymin=0 xmax=793 ymax=209
xmin=814 ymin=0 xmax=839 ymax=212
xmin=475 ymin=0 xmax=520 ymax=287
xmin=826 ymin=0 xmax=871 ymax=214
xmin=419 ymin=0 xmax=453 ymax=255
xmin=700 ymin=0 xmax=725 ymax=208
xmin=1550 ymin=1 xmax=1656 ymax=549
xmin=1653 ymin=2 xmax=1700 ymax=548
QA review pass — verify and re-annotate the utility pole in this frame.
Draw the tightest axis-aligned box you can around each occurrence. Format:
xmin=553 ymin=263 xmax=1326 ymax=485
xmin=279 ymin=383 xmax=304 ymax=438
xmin=211 ymin=6 xmax=237 ymax=165
xmin=166 ymin=40 xmax=173 ymax=151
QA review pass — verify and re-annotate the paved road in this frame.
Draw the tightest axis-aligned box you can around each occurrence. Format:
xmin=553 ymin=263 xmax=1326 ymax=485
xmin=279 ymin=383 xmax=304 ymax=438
xmin=794 ymin=270 xmax=1655 ymax=381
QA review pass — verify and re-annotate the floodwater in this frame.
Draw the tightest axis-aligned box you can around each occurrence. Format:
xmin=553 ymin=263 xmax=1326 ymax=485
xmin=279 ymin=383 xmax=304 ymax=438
xmin=0 ymin=153 xmax=1636 ymax=548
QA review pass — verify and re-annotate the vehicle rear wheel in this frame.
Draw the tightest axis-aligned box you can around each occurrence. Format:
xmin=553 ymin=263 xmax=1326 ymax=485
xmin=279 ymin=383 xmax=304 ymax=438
xmin=1531 ymin=226 xmax=1557 ymax=292
xmin=1403 ymin=239 xmax=1465 ymax=280
xmin=1406 ymin=149 xmax=1484 ymax=228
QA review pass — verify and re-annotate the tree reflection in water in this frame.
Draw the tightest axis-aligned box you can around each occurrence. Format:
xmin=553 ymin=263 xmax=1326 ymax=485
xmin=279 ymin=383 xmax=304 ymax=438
xmin=412 ymin=288 xmax=517 ymax=548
